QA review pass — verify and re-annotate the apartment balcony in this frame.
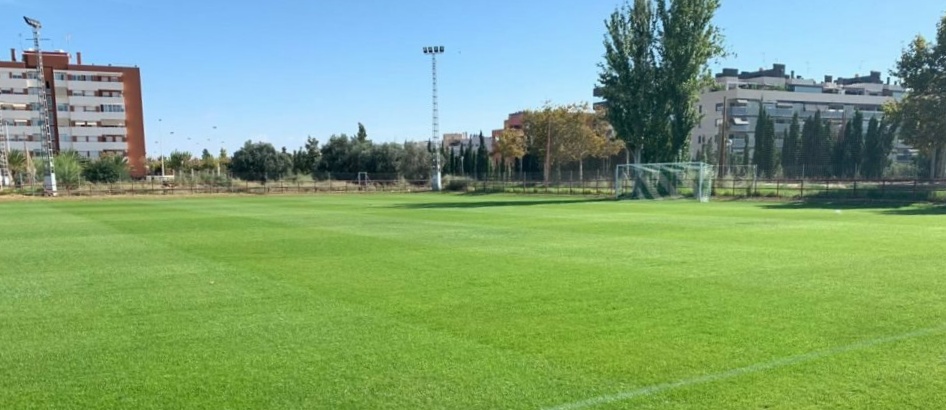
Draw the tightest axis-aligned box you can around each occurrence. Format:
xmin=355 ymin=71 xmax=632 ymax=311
xmin=0 ymin=77 xmax=32 ymax=89
xmin=765 ymin=107 xmax=796 ymax=118
xmin=0 ymin=94 xmax=39 ymax=106
xmin=69 ymin=141 xmax=128 ymax=152
xmin=68 ymin=95 xmax=124 ymax=107
xmin=2 ymin=124 xmax=38 ymax=135
xmin=66 ymin=79 xmax=124 ymax=92
xmin=70 ymin=127 xmax=127 ymax=137
xmin=69 ymin=111 xmax=126 ymax=122
xmin=0 ymin=109 xmax=36 ymax=121
xmin=729 ymin=106 xmax=750 ymax=116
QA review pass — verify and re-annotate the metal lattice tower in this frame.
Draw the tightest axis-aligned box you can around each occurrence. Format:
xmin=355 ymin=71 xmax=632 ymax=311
xmin=24 ymin=16 xmax=57 ymax=196
xmin=0 ymin=112 xmax=10 ymax=188
xmin=423 ymin=46 xmax=444 ymax=191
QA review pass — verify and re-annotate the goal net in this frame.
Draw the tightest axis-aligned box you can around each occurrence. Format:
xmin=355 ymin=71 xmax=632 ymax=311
xmin=615 ymin=162 xmax=715 ymax=202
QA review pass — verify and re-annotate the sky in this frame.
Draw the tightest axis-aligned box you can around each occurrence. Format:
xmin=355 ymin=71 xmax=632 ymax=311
xmin=1 ymin=0 xmax=943 ymax=156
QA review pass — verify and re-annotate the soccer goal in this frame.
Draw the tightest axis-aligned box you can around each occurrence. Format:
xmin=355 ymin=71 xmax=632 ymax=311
xmin=615 ymin=162 xmax=715 ymax=202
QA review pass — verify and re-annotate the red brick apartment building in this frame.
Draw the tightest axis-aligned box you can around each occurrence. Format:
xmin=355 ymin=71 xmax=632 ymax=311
xmin=0 ymin=49 xmax=146 ymax=177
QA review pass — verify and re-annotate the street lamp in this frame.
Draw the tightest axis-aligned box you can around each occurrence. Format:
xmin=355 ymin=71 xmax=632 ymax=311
xmin=24 ymin=16 xmax=56 ymax=196
xmin=422 ymin=45 xmax=445 ymax=191
xmin=157 ymin=119 xmax=166 ymax=178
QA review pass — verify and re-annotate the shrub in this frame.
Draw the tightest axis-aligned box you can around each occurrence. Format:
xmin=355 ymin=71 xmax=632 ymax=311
xmin=444 ymin=176 xmax=472 ymax=192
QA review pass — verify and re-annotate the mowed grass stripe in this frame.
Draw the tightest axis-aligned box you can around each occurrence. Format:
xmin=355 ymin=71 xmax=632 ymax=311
xmin=2 ymin=194 xmax=945 ymax=409
xmin=52 ymin=196 xmax=946 ymax=390
xmin=49 ymin=197 xmax=944 ymax=386
xmin=1 ymin=198 xmax=625 ymax=408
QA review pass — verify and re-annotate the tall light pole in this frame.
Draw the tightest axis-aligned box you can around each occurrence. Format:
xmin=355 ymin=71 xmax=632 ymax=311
xmin=158 ymin=118 xmax=166 ymax=178
xmin=211 ymin=126 xmax=221 ymax=176
xmin=24 ymin=16 xmax=56 ymax=196
xmin=0 ymin=104 xmax=12 ymax=188
xmin=423 ymin=46 xmax=445 ymax=191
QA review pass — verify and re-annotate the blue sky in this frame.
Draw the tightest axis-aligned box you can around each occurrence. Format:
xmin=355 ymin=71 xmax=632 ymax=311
xmin=1 ymin=0 xmax=943 ymax=156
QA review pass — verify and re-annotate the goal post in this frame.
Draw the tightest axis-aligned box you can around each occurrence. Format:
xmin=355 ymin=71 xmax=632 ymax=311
xmin=615 ymin=162 xmax=715 ymax=202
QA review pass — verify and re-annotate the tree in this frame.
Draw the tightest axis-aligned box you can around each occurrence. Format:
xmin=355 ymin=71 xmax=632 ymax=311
xmin=800 ymin=111 xmax=834 ymax=178
xmin=369 ymin=142 xmax=403 ymax=176
xmin=892 ymin=14 xmax=946 ymax=178
xmin=862 ymin=111 xmax=899 ymax=179
xmin=356 ymin=123 xmax=369 ymax=144
xmin=598 ymin=0 xmax=724 ymax=164
xmin=495 ymin=129 xmax=527 ymax=179
xmin=230 ymin=140 xmax=292 ymax=184
xmin=200 ymin=149 xmax=216 ymax=172
xmin=318 ymin=134 xmax=352 ymax=175
xmin=657 ymin=0 xmax=726 ymax=162
xmin=292 ymin=136 xmax=321 ymax=176
xmin=6 ymin=150 xmax=27 ymax=185
xmin=167 ymin=150 xmax=192 ymax=177
xmin=463 ymin=139 xmax=474 ymax=177
xmin=83 ymin=154 xmax=128 ymax=184
xmin=834 ymin=111 xmax=866 ymax=178
xmin=599 ymin=0 xmax=662 ymax=165
xmin=38 ymin=150 xmax=83 ymax=190
xmin=398 ymin=141 xmax=432 ymax=180
xmin=559 ymin=104 xmax=623 ymax=181
xmin=781 ymin=113 xmax=801 ymax=178
xmin=752 ymin=106 xmax=777 ymax=178
xmin=218 ymin=148 xmax=230 ymax=176
xmin=476 ymin=132 xmax=490 ymax=180
xmin=848 ymin=111 xmax=865 ymax=177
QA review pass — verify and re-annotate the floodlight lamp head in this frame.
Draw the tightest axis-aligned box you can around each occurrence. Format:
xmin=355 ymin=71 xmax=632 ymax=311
xmin=423 ymin=47 xmax=429 ymax=54
xmin=23 ymin=16 xmax=42 ymax=29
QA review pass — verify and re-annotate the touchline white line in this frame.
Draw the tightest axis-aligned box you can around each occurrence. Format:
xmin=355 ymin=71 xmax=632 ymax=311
xmin=544 ymin=324 xmax=946 ymax=410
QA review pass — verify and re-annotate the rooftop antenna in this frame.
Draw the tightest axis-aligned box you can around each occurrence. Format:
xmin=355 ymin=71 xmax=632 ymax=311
xmin=24 ymin=16 xmax=57 ymax=196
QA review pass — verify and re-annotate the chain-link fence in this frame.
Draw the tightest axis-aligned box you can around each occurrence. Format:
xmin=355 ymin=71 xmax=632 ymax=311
xmin=4 ymin=166 xmax=946 ymax=203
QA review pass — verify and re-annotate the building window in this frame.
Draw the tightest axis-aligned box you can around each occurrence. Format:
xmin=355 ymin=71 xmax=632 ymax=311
xmin=102 ymin=104 xmax=125 ymax=113
xmin=57 ymin=103 xmax=69 ymax=112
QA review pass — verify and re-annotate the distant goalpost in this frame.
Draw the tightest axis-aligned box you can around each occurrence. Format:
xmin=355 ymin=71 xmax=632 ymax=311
xmin=615 ymin=162 xmax=715 ymax=202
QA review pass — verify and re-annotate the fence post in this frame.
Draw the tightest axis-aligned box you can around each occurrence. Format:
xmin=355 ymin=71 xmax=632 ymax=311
xmin=881 ymin=179 xmax=886 ymax=198
xmin=913 ymin=179 xmax=918 ymax=199
xmin=853 ymin=179 xmax=858 ymax=199
xmin=776 ymin=179 xmax=780 ymax=198
xmin=800 ymin=179 xmax=805 ymax=198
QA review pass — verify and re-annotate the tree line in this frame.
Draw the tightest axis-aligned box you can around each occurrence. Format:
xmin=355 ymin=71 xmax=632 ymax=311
xmin=745 ymin=109 xmax=898 ymax=180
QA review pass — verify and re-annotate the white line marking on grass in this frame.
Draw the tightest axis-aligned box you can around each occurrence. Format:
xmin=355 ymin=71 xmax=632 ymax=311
xmin=544 ymin=324 xmax=946 ymax=410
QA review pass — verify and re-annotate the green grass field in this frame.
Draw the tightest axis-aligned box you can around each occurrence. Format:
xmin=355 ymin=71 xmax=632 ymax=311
xmin=2 ymin=194 xmax=945 ymax=409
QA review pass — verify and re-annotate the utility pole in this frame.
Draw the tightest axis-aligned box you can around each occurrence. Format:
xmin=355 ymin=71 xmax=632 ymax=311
xmin=24 ymin=16 xmax=56 ymax=196
xmin=422 ymin=46 xmax=444 ymax=191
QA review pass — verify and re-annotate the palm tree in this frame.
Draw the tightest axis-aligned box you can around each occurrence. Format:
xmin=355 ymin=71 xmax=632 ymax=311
xmin=6 ymin=150 xmax=25 ymax=184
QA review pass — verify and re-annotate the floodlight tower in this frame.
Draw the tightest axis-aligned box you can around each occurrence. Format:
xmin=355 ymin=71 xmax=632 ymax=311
xmin=24 ymin=16 xmax=57 ymax=196
xmin=422 ymin=46 xmax=445 ymax=191
xmin=0 ymin=107 xmax=11 ymax=188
